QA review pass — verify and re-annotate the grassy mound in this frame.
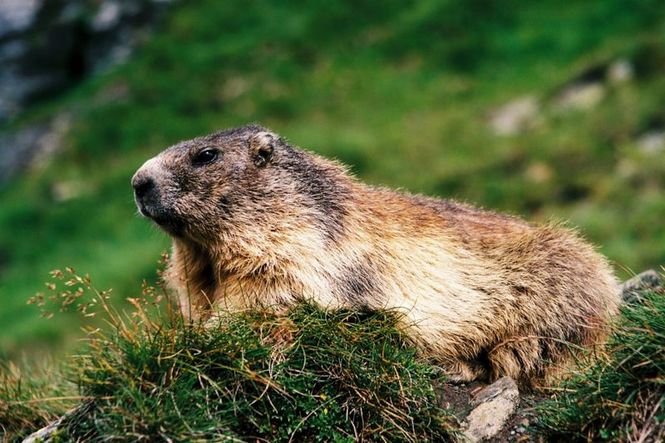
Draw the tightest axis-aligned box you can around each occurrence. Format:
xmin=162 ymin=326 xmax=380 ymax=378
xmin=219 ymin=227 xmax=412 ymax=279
xmin=1 ymin=269 xmax=458 ymax=442
xmin=536 ymin=286 xmax=665 ymax=441
xmin=67 ymin=308 xmax=457 ymax=441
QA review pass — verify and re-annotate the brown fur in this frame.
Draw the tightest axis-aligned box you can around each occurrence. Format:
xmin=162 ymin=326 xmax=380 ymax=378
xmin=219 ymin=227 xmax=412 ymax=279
xmin=131 ymin=124 xmax=620 ymax=383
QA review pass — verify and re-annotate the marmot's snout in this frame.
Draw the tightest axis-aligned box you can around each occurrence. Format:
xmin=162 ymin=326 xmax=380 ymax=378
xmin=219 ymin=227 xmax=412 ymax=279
xmin=132 ymin=173 xmax=155 ymax=209
xmin=132 ymin=170 xmax=159 ymax=217
xmin=132 ymin=158 xmax=183 ymax=234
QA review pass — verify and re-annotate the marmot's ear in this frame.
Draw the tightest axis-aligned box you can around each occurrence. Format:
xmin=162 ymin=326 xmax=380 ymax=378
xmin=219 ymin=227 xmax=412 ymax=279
xmin=249 ymin=131 xmax=275 ymax=167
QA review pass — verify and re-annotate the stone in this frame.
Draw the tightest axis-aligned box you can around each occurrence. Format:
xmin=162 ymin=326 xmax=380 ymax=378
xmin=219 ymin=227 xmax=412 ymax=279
xmin=22 ymin=417 xmax=64 ymax=443
xmin=489 ymin=96 xmax=539 ymax=136
xmin=553 ymin=82 xmax=605 ymax=111
xmin=91 ymin=0 xmax=122 ymax=32
xmin=621 ymin=270 xmax=663 ymax=304
xmin=0 ymin=0 xmax=41 ymax=38
xmin=463 ymin=377 xmax=520 ymax=442
xmin=608 ymin=59 xmax=634 ymax=84
xmin=22 ymin=403 xmax=89 ymax=443
xmin=635 ymin=130 xmax=665 ymax=154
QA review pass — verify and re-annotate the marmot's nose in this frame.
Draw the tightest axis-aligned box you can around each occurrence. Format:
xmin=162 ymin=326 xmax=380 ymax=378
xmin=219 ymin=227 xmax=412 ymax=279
xmin=132 ymin=174 xmax=155 ymax=200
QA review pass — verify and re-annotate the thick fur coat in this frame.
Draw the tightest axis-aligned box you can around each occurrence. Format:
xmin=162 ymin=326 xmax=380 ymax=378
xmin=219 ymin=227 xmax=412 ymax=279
xmin=132 ymin=124 xmax=620 ymax=382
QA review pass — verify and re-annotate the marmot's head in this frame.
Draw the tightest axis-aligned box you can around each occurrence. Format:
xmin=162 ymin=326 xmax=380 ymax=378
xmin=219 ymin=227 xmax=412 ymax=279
xmin=131 ymin=124 xmax=349 ymax=245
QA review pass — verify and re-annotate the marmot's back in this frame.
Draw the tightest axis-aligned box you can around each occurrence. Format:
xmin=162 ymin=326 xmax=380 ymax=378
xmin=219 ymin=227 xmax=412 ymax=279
xmin=132 ymin=124 xmax=621 ymax=383
xmin=340 ymin=188 xmax=619 ymax=381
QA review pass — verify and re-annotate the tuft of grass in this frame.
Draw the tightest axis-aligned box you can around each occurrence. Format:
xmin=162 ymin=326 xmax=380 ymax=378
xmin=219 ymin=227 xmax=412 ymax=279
xmin=0 ymin=359 xmax=76 ymax=441
xmin=535 ymin=284 xmax=665 ymax=441
xmin=5 ymin=269 xmax=458 ymax=442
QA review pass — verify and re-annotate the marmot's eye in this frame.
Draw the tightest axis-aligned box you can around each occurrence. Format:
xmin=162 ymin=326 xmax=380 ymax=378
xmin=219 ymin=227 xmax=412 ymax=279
xmin=192 ymin=148 xmax=218 ymax=166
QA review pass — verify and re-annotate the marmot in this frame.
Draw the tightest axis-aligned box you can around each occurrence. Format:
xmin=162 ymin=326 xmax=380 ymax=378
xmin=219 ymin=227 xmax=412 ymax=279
xmin=131 ymin=124 xmax=620 ymax=383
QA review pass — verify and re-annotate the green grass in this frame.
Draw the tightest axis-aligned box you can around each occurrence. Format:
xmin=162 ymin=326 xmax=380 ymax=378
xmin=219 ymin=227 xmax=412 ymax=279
xmin=0 ymin=359 xmax=77 ymax=441
xmin=535 ymin=286 xmax=665 ymax=441
xmin=1 ymin=0 xmax=665 ymax=356
xmin=68 ymin=308 xmax=456 ymax=442
xmin=0 ymin=270 xmax=458 ymax=442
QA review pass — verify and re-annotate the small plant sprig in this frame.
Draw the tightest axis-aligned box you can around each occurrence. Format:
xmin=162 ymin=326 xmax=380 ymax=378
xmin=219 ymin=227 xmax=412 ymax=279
xmin=27 ymin=252 xmax=173 ymax=335
xmin=27 ymin=267 xmax=102 ymax=320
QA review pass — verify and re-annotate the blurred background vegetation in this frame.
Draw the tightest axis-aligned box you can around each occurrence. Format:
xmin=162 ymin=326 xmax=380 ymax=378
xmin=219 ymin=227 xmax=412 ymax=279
xmin=0 ymin=0 xmax=664 ymax=360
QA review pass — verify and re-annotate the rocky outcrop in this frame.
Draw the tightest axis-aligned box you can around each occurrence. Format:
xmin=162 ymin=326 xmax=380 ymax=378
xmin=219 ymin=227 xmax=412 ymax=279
xmin=0 ymin=112 xmax=71 ymax=184
xmin=0 ymin=0 xmax=172 ymax=121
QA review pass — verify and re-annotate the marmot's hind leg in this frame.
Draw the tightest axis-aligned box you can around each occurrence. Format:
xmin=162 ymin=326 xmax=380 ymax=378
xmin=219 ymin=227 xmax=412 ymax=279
xmin=488 ymin=336 xmax=541 ymax=381
xmin=444 ymin=359 xmax=489 ymax=383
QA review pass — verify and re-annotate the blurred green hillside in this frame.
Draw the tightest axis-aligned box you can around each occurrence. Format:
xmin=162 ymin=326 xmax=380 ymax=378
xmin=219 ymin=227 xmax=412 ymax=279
xmin=1 ymin=0 xmax=664 ymax=357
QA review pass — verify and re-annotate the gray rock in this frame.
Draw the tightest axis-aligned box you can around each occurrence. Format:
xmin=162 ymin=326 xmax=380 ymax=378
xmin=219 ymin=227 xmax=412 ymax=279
xmin=0 ymin=112 xmax=71 ymax=185
xmin=463 ymin=377 xmax=520 ymax=442
xmin=0 ymin=0 xmax=173 ymax=120
xmin=22 ymin=402 xmax=90 ymax=443
xmin=608 ymin=59 xmax=634 ymax=84
xmin=635 ymin=130 xmax=665 ymax=154
xmin=621 ymin=270 xmax=663 ymax=303
xmin=489 ymin=96 xmax=539 ymax=136
xmin=22 ymin=416 xmax=65 ymax=443
xmin=0 ymin=0 xmax=41 ymax=38
xmin=91 ymin=0 xmax=122 ymax=32
xmin=553 ymin=81 xmax=605 ymax=111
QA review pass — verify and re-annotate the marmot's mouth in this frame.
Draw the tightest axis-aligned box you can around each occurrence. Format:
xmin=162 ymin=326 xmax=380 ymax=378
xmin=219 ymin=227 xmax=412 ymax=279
xmin=137 ymin=203 xmax=152 ymax=219
xmin=138 ymin=203 xmax=184 ymax=237
xmin=153 ymin=214 xmax=185 ymax=237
